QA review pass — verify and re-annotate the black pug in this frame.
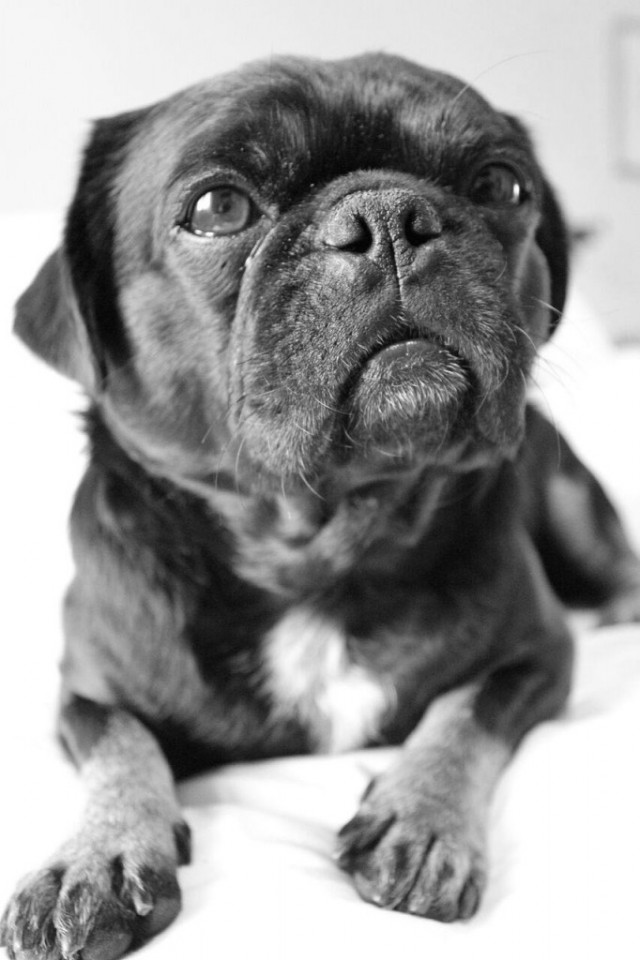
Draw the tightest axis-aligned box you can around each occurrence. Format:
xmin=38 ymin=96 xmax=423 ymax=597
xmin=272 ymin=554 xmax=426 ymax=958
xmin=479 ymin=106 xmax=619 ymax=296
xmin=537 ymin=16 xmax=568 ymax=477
xmin=3 ymin=52 xmax=640 ymax=960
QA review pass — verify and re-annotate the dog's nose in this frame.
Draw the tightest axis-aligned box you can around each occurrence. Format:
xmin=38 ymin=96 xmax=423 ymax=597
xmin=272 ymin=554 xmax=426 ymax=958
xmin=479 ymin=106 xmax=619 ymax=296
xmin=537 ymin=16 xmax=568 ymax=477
xmin=320 ymin=190 xmax=442 ymax=257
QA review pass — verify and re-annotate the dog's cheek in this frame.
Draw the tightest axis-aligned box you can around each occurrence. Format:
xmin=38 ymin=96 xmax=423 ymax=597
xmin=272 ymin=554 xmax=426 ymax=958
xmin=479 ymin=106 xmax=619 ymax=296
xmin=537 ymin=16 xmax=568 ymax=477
xmin=167 ymin=232 xmax=254 ymax=305
xmin=228 ymin=256 xmax=362 ymax=475
xmin=470 ymin=240 xmax=551 ymax=454
xmin=121 ymin=273 xmax=232 ymax=382
xmin=102 ymin=274 xmax=232 ymax=468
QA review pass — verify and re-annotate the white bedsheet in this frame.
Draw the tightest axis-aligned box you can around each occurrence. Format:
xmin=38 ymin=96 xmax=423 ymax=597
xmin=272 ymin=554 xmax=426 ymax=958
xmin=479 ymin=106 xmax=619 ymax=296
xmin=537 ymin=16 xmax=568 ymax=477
xmin=1 ymin=212 xmax=640 ymax=959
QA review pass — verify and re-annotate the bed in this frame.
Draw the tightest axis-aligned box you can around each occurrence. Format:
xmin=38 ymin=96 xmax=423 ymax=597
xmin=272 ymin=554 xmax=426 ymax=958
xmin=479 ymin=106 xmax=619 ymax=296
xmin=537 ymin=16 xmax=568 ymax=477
xmin=1 ymin=212 xmax=639 ymax=959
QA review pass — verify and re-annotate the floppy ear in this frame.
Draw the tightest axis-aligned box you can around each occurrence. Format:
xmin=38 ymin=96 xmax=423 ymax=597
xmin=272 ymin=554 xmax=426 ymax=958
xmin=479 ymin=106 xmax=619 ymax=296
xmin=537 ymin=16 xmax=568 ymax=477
xmin=14 ymin=248 xmax=102 ymax=392
xmin=14 ymin=106 xmax=148 ymax=393
xmin=503 ymin=114 xmax=570 ymax=336
xmin=535 ymin=178 xmax=569 ymax=335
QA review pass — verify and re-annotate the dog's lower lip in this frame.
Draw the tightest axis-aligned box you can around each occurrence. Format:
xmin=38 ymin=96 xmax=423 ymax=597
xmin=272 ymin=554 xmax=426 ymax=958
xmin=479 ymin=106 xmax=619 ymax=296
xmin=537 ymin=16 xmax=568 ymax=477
xmin=351 ymin=334 xmax=469 ymax=391
xmin=372 ymin=338 xmax=448 ymax=362
xmin=344 ymin=332 xmax=472 ymax=447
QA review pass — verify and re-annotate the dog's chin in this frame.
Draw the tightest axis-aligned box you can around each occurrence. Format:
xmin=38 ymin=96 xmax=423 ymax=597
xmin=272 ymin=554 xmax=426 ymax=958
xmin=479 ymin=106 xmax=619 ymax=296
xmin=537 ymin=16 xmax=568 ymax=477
xmin=345 ymin=339 xmax=471 ymax=458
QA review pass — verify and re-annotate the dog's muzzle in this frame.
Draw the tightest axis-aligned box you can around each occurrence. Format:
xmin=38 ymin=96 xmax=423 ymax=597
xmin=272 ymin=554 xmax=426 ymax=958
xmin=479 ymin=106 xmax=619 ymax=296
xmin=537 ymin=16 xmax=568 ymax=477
xmin=232 ymin=174 xmax=525 ymax=477
xmin=317 ymin=189 xmax=472 ymax=451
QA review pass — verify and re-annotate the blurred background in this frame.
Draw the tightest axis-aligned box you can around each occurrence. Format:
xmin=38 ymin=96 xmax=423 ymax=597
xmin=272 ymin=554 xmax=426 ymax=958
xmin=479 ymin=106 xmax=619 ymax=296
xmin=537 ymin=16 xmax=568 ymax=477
xmin=1 ymin=0 xmax=640 ymax=340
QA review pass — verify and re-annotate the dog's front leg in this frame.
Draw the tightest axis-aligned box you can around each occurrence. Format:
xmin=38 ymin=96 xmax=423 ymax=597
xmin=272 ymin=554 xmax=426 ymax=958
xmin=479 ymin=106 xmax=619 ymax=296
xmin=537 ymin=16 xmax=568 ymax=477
xmin=337 ymin=629 xmax=572 ymax=921
xmin=1 ymin=695 xmax=190 ymax=960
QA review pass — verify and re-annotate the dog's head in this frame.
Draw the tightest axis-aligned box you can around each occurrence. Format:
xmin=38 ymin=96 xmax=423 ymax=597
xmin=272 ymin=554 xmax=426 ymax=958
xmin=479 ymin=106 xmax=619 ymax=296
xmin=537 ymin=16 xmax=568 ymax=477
xmin=16 ymin=54 xmax=568 ymax=492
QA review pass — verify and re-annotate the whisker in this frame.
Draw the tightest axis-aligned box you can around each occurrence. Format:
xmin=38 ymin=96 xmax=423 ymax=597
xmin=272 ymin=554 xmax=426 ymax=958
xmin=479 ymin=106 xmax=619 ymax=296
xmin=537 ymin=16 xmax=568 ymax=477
xmin=298 ymin=470 xmax=325 ymax=500
xmin=439 ymin=52 xmax=546 ymax=122
xmin=511 ymin=322 xmax=541 ymax=356
xmin=233 ymin=434 xmax=249 ymax=497
xmin=280 ymin=475 xmax=293 ymax=520
xmin=531 ymin=296 xmax=563 ymax=320
xmin=531 ymin=353 xmax=571 ymax=389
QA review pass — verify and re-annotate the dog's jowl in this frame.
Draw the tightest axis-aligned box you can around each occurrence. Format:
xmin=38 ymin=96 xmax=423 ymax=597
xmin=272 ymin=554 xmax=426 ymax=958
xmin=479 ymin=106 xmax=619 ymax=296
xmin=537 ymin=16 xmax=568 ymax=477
xmin=4 ymin=53 xmax=640 ymax=959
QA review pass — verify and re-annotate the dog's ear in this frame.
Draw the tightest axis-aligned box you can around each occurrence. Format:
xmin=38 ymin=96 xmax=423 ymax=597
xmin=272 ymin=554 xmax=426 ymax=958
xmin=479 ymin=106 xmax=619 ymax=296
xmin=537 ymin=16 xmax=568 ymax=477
xmin=14 ymin=248 xmax=102 ymax=391
xmin=503 ymin=115 xmax=570 ymax=335
xmin=14 ymin=108 xmax=147 ymax=392
xmin=536 ymin=177 xmax=569 ymax=334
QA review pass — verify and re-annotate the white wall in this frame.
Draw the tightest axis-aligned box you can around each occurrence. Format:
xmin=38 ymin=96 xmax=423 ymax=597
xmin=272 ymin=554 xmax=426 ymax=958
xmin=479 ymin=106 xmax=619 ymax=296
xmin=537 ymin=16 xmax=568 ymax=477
xmin=2 ymin=0 xmax=639 ymax=338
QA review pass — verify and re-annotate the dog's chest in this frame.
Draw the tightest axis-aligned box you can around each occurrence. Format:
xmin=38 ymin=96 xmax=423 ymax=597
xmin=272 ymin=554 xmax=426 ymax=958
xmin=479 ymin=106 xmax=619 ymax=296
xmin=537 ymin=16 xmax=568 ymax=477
xmin=263 ymin=606 xmax=395 ymax=753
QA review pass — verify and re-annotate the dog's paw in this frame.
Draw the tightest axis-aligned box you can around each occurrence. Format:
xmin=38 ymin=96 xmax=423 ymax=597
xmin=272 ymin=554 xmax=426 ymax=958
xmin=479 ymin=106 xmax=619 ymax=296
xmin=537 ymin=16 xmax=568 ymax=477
xmin=0 ymin=820 xmax=190 ymax=960
xmin=336 ymin=783 xmax=485 ymax=921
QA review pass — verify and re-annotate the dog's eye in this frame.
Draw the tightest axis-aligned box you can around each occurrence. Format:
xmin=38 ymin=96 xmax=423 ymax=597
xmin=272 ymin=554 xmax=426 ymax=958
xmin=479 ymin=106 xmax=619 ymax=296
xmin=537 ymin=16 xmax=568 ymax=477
xmin=468 ymin=164 xmax=526 ymax=207
xmin=185 ymin=186 xmax=253 ymax=236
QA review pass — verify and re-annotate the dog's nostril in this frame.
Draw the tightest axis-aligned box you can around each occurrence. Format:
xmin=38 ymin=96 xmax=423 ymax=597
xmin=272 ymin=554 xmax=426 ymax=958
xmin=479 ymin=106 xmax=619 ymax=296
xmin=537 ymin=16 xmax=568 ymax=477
xmin=322 ymin=213 xmax=373 ymax=254
xmin=321 ymin=192 xmax=442 ymax=257
xmin=403 ymin=207 xmax=442 ymax=247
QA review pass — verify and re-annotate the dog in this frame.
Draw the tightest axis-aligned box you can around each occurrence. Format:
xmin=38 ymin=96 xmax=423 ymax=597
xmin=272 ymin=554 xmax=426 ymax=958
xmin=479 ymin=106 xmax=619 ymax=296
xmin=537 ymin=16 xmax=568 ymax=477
xmin=3 ymin=52 xmax=640 ymax=960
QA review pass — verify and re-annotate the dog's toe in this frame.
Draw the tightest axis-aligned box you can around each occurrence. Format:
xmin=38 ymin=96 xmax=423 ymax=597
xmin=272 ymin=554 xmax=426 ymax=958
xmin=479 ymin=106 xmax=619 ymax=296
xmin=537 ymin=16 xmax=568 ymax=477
xmin=0 ymin=834 xmax=184 ymax=960
xmin=0 ymin=868 xmax=63 ymax=960
xmin=56 ymin=856 xmax=180 ymax=959
xmin=337 ymin=790 xmax=486 ymax=921
xmin=394 ymin=833 xmax=486 ymax=921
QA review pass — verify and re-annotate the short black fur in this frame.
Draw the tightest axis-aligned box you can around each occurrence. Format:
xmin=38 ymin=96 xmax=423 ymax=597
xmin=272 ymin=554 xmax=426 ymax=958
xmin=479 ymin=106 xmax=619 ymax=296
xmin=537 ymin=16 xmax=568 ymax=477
xmin=64 ymin=110 xmax=148 ymax=382
xmin=4 ymin=54 xmax=640 ymax=960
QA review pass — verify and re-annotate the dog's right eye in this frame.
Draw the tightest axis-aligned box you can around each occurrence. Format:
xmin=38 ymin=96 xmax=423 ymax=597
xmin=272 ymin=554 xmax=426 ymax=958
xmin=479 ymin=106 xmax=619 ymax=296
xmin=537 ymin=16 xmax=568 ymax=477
xmin=184 ymin=186 xmax=254 ymax=236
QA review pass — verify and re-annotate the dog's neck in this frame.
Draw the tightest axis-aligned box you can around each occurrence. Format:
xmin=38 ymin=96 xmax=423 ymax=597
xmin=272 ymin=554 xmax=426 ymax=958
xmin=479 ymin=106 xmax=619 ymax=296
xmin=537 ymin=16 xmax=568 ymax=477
xmin=86 ymin=405 xmax=514 ymax=602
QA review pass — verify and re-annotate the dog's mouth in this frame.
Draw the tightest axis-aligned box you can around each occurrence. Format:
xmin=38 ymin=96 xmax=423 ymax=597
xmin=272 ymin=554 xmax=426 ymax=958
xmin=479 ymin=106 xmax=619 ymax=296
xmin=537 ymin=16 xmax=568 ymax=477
xmin=342 ymin=330 xmax=474 ymax=453
xmin=366 ymin=332 xmax=466 ymax=367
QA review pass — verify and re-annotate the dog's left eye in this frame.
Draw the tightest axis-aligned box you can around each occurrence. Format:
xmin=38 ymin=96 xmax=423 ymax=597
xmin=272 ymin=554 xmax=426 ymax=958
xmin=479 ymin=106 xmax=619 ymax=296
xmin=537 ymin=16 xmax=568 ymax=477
xmin=185 ymin=186 xmax=254 ymax=236
xmin=468 ymin=164 xmax=526 ymax=207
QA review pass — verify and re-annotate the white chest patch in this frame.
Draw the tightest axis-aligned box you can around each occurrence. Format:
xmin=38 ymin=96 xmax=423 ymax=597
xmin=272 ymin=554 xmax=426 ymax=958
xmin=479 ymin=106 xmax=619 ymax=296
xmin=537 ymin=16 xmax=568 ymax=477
xmin=264 ymin=607 xmax=395 ymax=754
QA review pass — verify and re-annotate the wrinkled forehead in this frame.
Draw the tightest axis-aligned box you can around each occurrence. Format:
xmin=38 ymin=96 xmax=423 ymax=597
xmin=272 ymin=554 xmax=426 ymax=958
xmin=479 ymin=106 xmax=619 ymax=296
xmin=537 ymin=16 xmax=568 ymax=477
xmin=148 ymin=56 xmax=519 ymax=202
xmin=112 ymin=54 xmax=531 ymax=275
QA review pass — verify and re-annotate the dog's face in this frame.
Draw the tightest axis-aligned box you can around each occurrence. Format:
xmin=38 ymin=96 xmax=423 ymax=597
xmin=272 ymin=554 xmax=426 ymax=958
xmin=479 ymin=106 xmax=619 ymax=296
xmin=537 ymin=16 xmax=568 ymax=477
xmin=16 ymin=54 xmax=567 ymax=492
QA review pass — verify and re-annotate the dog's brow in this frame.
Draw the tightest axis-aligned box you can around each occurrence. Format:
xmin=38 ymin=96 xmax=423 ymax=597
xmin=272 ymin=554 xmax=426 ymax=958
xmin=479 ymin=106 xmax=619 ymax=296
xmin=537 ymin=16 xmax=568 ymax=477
xmin=167 ymin=121 xmax=277 ymax=193
xmin=167 ymin=127 xmax=531 ymax=200
xmin=168 ymin=149 xmax=236 ymax=190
